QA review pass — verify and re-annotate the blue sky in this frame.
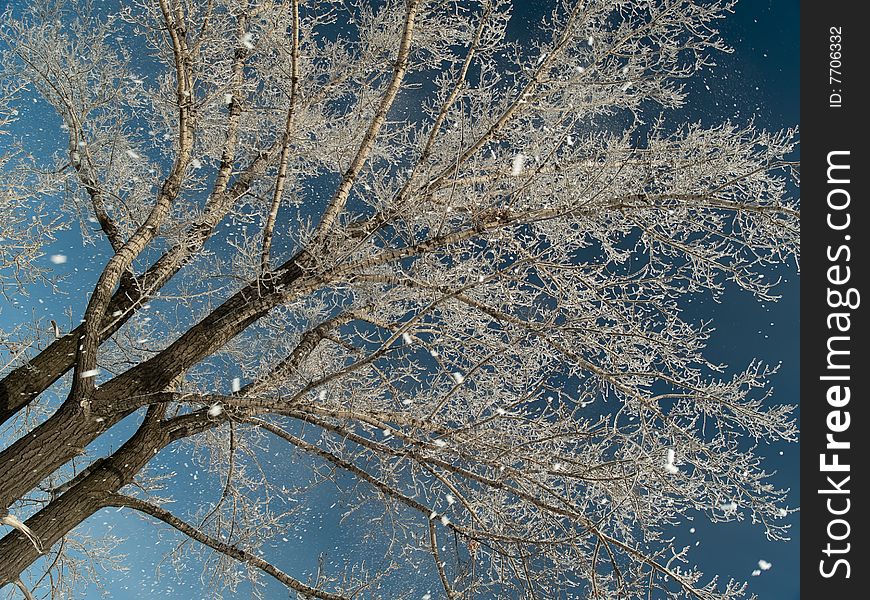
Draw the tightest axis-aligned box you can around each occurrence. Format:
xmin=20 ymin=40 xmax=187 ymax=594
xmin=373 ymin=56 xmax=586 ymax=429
xmin=1 ymin=1 xmax=800 ymax=598
xmin=674 ymin=2 xmax=799 ymax=597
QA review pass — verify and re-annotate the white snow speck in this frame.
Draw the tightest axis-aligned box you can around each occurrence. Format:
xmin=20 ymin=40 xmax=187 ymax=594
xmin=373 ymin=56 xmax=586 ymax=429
xmin=440 ymin=515 xmax=450 ymax=526
xmin=758 ymin=559 xmax=772 ymax=571
xmin=446 ymin=494 xmax=455 ymax=505
xmin=241 ymin=32 xmax=255 ymax=50
xmin=191 ymin=158 xmax=202 ymax=169
xmin=451 ymin=372 xmax=465 ymax=384
xmin=402 ymin=332 xmax=413 ymax=345
xmin=208 ymin=404 xmax=223 ymax=417
xmin=751 ymin=569 xmax=761 ymax=577
xmin=588 ymin=36 xmax=594 ymax=46
xmin=495 ymin=407 xmax=507 ymax=415
xmin=433 ymin=439 xmax=447 ymax=448
xmin=511 ymin=154 xmax=526 ymax=176
xmin=125 ymin=149 xmax=141 ymax=159
xmin=429 ymin=349 xmax=439 ymax=357
xmin=50 ymin=254 xmax=68 ymax=264
xmin=664 ymin=448 xmax=678 ymax=473
xmin=224 ymin=93 xmax=233 ymax=105
xmin=231 ymin=377 xmax=241 ymax=392
xmin=317 ymin=389 xmax=326 ymax=402
xmin=689 ymin=527 xmax=696 ymax=534
xmin=80 ymin=369 xmax=100 ymax=378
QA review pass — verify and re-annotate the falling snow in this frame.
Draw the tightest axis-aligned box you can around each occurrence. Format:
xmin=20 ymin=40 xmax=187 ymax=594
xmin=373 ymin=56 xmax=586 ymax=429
xmin=511 ymin=153 xmax=526 ymax=176
xmin=0 ymin=2 xmax=800 ymax=597
xmin=664 ymin=448 xmax=679 ymax=473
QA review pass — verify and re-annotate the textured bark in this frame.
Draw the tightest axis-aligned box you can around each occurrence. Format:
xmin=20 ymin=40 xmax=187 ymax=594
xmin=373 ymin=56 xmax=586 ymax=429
xmin=0 ymin=256 xmax=306 ymax=514
xmin=0 ymin=412 xmax=171 ymax=585
xmin=0 ymin=283 xmax=141 ymax=426
xmin=0 ymin=149 xmax=277 ymax=427
xmin=0 ymin=402 xmax=102 ymax=512
xmin=0 ymin=247 xmax=191 ymax=426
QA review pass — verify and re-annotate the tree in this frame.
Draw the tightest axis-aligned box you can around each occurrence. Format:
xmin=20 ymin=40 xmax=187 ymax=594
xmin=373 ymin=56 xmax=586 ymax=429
xmin=0 ymin=0 xmax=798 ymax=598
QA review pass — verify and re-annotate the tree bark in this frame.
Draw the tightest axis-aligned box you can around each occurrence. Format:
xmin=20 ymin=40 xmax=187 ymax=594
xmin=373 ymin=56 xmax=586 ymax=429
xmin=0 ymin=256 xmax=307 ymax=514
xmin=0 ymin=150 xmax=277 ymax=427
xmin=0 ymin=410 xmax=172 ymax=585
xmin=0 ymin=255 xmax=175 ymax=426
xmin=0 ymin=402 xmax=104 ymax=512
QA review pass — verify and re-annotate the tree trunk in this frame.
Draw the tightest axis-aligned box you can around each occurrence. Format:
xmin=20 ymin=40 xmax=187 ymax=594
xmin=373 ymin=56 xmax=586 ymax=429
xmin=0 ymin=257 xmax=307 ymax=513
xmin=0 ymin=402 xmax=104 ymax=513
xmin=0 ymin=267 xmax=158 ymax=426
xmin=0 ymin=412 xmax=173 ymax=585
xmin=0 ymin=178 xmax=293 ymax=426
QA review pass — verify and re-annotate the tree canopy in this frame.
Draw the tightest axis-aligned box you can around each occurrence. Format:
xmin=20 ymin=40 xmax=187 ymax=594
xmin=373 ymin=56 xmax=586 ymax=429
xmin=0 ymin=0 xmax=798 ymax=598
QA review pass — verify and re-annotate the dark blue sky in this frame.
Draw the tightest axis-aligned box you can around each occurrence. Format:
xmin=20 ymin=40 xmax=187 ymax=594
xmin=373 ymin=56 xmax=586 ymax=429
xmin=648 ymin=1 xmax=800 ymax=597
xmin=2 ymin=1 xmax=800 ymax=598
xmin=683 ymin=3 xmax=800 ymax=598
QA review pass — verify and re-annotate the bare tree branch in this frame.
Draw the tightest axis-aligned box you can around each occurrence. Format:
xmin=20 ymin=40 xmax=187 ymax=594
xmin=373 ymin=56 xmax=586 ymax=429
xmin=105 ymin=494 xmax=351 ymax=600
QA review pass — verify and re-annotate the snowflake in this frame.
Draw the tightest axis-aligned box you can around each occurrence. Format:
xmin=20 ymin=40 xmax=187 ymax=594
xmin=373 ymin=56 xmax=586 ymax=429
xmin=511 ymin=153 xmax=526 ymax=176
